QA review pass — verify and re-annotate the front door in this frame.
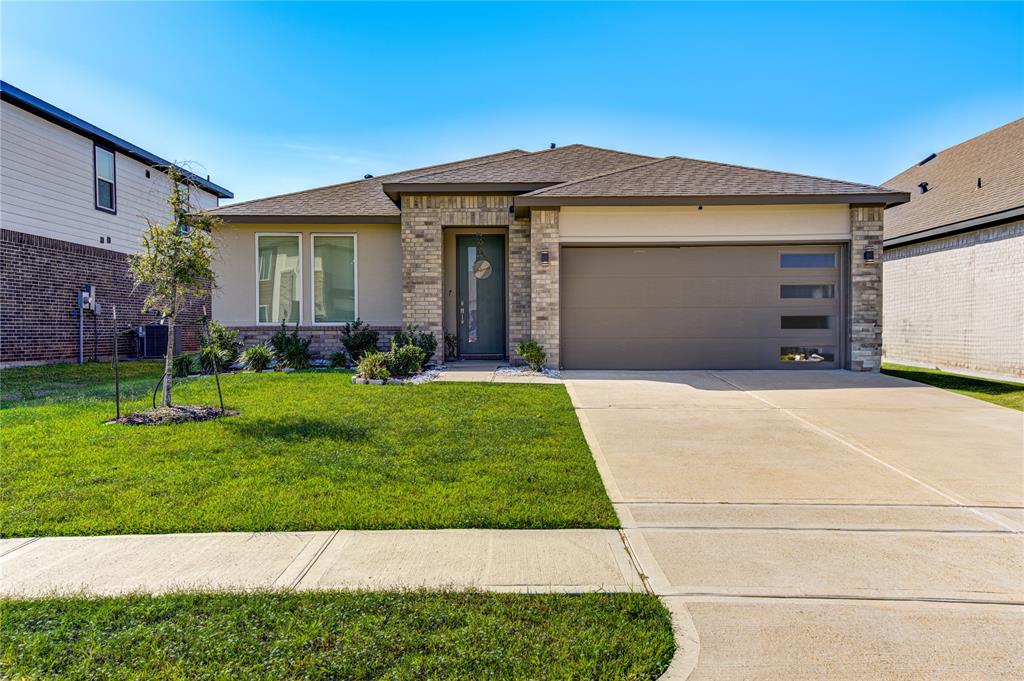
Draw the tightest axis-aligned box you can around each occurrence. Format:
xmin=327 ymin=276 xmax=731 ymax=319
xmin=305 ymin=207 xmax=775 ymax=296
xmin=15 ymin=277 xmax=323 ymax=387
xmin=457 ymin=234 xmax=505 ymax=357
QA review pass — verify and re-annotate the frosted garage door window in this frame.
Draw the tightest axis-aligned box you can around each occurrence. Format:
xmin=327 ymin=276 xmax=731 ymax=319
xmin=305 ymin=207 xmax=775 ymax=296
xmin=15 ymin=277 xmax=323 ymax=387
xmin=780 ymin=253 xmax=835 ymax=268
xmin=257 ymin=235 xmax=301 ymax=324
xmin=313 ymin=236 xmax=356 ymax=323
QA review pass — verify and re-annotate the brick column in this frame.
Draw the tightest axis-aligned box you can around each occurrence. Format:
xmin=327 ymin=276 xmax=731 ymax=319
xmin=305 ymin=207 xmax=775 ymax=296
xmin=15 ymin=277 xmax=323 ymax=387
xmin=507 ymin=216 xmax=532 ymax=363
xmin=849 ymin=205 xmax=884 ymax=371
xmin=530 ymin=209 xmax=560 ymax=369
xmin=401 ymin=198 xmax=443 ymax=363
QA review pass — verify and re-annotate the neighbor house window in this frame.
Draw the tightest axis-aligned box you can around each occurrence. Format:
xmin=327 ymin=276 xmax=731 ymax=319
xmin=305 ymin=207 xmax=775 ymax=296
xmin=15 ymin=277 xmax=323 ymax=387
xmin=780 ymin=284 xmax=835 ymax=299
xmin=94 ymin=145 xmax=116 ymax=213
xmin=780 ymin=253 xmax=835 ymax=268
xmin=312 ymin=235 xmax=357 ymax=323
xmin=256 ymin=234 xmax=301 ymax=324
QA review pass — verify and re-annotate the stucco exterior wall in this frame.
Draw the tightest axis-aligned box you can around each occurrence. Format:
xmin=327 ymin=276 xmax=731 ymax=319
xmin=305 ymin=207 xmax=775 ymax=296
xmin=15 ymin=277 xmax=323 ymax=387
xmin=558 ymin=204 xmax=850 ymax=243
xmin=883 ymin=220 xmax=1024 ymax=379
xmin=210 ymin=222 xmax=402 ymax=328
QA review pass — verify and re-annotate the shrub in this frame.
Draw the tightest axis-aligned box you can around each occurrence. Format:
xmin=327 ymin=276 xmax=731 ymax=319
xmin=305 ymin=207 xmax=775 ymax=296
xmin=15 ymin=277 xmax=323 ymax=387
xmin=385 ymin=342 xmax=427 ymax=377
xmin=340 ymin=319 xmax=380 ymax=361
xmin=329 ymin=350 xmax=350 ymax=369
xmin=515 ymin=339 xmax=547 ymax=371
xmin=270 ymin=322 xmax=312 ymax=370
xmin=444 ymin=332 xmax=458 ymax=361
xmin=241 ymin=344 xmax=273 ymax=372
xmin=196 ymin=321 xmax=242 ymax=374
xmin=392 ymin=324 xmax=438 ymax=362
xmin=356 ymin=352 xmax=389 ymax=381
xmin=172 ymin=353 xmax=198 ymax=377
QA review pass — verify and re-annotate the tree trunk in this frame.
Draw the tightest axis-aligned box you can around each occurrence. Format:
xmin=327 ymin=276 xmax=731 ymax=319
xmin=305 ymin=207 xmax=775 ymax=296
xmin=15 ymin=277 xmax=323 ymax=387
xmin=162 ymin=318 xmax=175 ymax=407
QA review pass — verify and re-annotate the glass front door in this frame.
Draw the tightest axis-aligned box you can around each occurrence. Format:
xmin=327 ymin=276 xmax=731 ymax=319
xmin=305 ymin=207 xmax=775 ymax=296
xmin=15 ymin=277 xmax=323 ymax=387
xmin=457 ymin=234 xmax=505 ymax=357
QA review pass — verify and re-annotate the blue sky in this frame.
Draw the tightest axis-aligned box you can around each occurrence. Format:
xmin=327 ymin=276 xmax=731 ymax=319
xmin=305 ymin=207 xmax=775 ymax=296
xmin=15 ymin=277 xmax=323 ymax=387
xmin=3 ymin=2 xmax=1021 ymax=203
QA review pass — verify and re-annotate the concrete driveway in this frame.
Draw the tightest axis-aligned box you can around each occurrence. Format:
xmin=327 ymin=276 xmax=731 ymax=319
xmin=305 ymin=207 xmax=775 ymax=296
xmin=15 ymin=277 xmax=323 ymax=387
xmin=563 ymin=370 xmax=1024 ymax=680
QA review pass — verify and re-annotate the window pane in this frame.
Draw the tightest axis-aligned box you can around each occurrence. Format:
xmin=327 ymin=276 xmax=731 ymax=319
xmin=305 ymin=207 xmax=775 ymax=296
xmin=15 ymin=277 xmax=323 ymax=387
xmin=781 ymin=316 xmax=830 ymax=329
xmin=780 ymin=284 xmax=835 ymax=299
xmin=257 ymin=236 xmax=300 ymax=324
xmin=780 ymin=346 xmax=835 ymax=362
xmin=313 ymin=236 xmax=356 ymax=323
xmin=97 ymin=179 xmax=114 ymax=210
xmin=780 ymin=253 xmax=835 ymax=268
xmin=95 ymin=148 xmax=114 ymax=181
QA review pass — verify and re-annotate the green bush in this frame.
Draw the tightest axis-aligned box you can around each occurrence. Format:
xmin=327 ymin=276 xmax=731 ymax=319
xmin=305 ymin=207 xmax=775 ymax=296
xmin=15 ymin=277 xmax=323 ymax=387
xmin=356 ymin=352 xmax=389 ymax=381
xmin=515 ymin=339 xmax=546 ymax=371
xmin=340 ymin=319 xmax=380 ymax=361
xmin=385 ymin=342 xmax=427 ymax=377
xmin=329 ymin=350 xmax=350 ymax=369
xmin=241 ymin=344 xmax=273 ymax=372
xmin=392 ymin=324 xmax=437 ymax=362
xmin=204 ymin=322 xmax=242 ymax=364
xmin=172 ymin=353 xmax=198 ymax=377
xmin=270 ymin=322 xmax=312 ymax=370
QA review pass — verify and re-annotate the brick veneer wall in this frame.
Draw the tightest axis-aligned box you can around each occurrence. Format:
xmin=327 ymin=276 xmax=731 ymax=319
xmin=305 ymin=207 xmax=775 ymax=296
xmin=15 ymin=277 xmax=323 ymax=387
xmin=0 ymin=229 xmax=206 ymax=365
xmin=882 ymin=220 xmax=1023 ymax=379
xmin=229 ymin=324 xmax=400 ymax=359
xmin=849 ymin=206 xmax=884 ymax=371
xmin=507 ymin=216 xmax=532 ymax=363
xmin=401 ymin=195 xmax=513 ymax=363
xmin=530 ymin=209 xmax=560 ymax=369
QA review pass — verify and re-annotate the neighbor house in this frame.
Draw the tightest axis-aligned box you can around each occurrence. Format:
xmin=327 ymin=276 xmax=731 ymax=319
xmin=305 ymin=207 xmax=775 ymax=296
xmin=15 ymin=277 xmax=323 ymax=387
xmin=210 ymin=145 xmax=908 ymax=370
xmin=0 ymin=81 xmax=232 ymax=365
xmin=882 ymin=119 xmax=1023 ymax=381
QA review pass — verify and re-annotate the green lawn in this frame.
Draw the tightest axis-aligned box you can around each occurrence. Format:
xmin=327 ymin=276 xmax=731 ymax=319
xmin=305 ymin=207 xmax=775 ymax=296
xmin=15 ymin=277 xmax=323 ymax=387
xmin=0 ymin=367 xmax=618 ymax=537
xmin=0 ymin=359 xmax=165 ymax=407
xmin=0 ymin=591 xmax=674 ymax=680
xmin=882 ymin=362 xmax=1024 ymax=411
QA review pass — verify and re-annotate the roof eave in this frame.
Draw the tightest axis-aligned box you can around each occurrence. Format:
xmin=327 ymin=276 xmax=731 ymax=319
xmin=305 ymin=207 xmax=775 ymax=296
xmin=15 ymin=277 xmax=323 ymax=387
xmin=884 ymin=205 xmax=1024 ymax=247
xmin=213 ymin=214 xmax=401 ymax=224
xmin=1 ymin=81 xmax=233 ymax=199
xmin=381 ymin=181 xmax=561 ymax=199
xmin=514 ymin=192 xmax=910 ymax=214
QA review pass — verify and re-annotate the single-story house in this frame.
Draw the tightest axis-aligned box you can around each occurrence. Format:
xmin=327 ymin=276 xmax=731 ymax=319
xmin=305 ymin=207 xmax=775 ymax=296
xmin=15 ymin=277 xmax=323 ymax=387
xmin=882 ymin=119 xmax=1023 ymax=381
xmin=209 ymin=145 xmax=908 ymax=370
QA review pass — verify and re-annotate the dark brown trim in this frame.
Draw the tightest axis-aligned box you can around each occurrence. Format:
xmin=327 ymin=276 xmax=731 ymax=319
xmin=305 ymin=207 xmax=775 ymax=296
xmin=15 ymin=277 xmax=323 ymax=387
xmin=383 ymin=181 xmax=559 ymax=197
xmin=93 ymin=143 xmax=117 ymax=215
xmin=883 ymin=205 xmax=1024 ymax=247
xmin=215 ymin=214 xmax=401 ymax=224
xmin=514 ymin=193 xmax=908 ymax=212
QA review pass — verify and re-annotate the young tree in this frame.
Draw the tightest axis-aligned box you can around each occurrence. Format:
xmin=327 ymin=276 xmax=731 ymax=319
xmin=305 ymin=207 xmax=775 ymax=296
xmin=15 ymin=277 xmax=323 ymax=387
xmin=129 ymin=166 xmax=219 ymax=407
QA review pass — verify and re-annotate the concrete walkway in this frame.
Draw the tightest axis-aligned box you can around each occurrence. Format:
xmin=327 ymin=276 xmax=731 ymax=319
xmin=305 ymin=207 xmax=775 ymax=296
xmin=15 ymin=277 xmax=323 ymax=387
xmin=564 ymin=370 xmax=1024 ymax=680
xmin=0 ymin=529 xmax=641 ymax=597
xmin=435 ymin=360 xmax=561 ymax=384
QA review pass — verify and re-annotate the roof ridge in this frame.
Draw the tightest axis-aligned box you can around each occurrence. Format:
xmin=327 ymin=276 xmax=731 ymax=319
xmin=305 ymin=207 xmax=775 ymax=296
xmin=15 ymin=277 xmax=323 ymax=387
xmin=214 ymin=149 xmax=526 ymax=210
xmin=524 ymin=156 xmax=671 ymax=195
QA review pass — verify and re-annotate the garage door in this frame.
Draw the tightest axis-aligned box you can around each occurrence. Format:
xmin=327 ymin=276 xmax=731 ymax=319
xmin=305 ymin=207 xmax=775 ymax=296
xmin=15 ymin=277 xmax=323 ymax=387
xmin=561 ymin=245 xmax=842 ymax=370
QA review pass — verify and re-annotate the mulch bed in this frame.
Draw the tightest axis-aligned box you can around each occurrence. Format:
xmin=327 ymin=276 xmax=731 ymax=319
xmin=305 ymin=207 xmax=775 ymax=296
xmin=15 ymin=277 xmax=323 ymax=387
xmin=113 ymin=405 xmax=238 ymax=426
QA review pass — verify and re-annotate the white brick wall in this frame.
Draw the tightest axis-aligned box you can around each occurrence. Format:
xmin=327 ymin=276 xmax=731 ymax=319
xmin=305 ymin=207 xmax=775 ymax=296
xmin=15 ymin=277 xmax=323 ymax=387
xmin=883 ymin=220 xmax=1024 ymax=379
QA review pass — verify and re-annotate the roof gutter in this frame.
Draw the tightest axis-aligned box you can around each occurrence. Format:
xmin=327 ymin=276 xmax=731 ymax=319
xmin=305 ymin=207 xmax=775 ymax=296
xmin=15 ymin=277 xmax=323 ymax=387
xmin=884 ymin=205 xmax=1024 ymax=247
xmin=381 ymin=181 xmax=560 ymax=200
xmin=1 ymin=80 xmax=233 ymax=199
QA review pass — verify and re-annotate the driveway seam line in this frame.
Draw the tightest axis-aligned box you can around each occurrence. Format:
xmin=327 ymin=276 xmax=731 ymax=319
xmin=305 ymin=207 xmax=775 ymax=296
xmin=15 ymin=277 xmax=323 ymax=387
xmin=288 ymin=530 xmax=340 ymax=591
xmin=616 ymin=529 xmax=653 ymax=595
xmin=709 ymin=372 xmax=1021 ymax=534
xmin=0 ymin=537 xmax=39 ymax=559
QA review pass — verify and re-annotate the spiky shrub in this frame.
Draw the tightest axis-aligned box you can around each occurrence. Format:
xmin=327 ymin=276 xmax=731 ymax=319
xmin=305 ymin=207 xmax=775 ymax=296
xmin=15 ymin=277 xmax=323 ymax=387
xmin=356 ymin=352 xmax=389 ymax=381
xmin=340 ymin=319 xmax=380 ymax=361
xmin=515 ymin=339 xmax=547 ymax=371
xmin=270 ymin=322 xmax=312 ymax=370
xmin=329 ymin=350 xmax=350 ymax=369
xmin=241 ymin=344 xmax=273 ymax=372
xmin=385 ymin=342 xmax=427 ymax=377
xmin=197 ymin=321 xmax=242 ymax=373
xmin=391 ymin=324 xmax=438 ymax=362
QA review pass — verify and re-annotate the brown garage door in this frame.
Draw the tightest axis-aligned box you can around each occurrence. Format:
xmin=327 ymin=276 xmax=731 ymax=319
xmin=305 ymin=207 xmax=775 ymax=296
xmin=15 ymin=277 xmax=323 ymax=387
xmin=561 ymin=245 xmax=843 ymax=370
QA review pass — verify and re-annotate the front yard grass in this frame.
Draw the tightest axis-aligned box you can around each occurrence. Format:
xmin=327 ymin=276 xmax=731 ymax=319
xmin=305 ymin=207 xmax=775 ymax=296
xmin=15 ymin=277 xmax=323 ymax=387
xmin=0 ymin=591 xmax=675 ymax=680
xmin=882 ymin=362 xmax=1024 ymax=411
xmin=0 ymin=369 xmax=618 ymax=537
xmin=0 ymin=359 xmax=164 ymax=406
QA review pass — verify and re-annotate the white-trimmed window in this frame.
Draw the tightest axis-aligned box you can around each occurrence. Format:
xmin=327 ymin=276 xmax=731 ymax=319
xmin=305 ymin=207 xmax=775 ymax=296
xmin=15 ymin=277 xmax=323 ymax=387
xmin=312 ymin=234 xmax=357 ymax=323
xmin=256 ymin=234 xmax=301 ymax=324
xmin=94 ymin=145 xmax=116 ymax=213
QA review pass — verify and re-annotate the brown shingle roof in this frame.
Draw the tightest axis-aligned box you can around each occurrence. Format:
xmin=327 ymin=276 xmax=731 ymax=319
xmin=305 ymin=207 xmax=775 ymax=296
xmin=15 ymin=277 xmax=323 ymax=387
xmin=392 ymin=144 xmax=652 ymax=184
xmin=522 ymin=156 xmax=902 ymax=200
xmin=210 ymin=149 xmax=529 ymax=219
xmin=882 ymin=118 xmax=1024 ymax=241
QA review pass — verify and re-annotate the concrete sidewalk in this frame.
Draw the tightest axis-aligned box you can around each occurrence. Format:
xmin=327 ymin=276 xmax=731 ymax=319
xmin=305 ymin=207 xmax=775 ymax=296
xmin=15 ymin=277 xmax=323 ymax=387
xmin=0 ymin=529 xmax=642 ymax=597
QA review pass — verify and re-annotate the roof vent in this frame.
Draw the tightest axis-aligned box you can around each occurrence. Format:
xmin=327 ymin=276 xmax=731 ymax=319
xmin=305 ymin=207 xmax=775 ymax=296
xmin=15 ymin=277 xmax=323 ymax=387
xmin=917 ymin=152 xmax=937 ymax=166
xmin=364 ymin=174 xmax=374 ymax=179
xmin=549 ymin=143 xmax=556 ymax=149
xmin=918 ymin=181 xmax=929 ymax=193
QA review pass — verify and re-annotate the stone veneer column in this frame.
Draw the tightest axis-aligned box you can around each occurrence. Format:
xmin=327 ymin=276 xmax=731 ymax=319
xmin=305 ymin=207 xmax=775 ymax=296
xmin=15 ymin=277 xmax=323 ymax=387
xmin=530 ymin=209 xmax=560 ymax=369
xmin=507 ymin=216 xmax=532 ymax=362
xmin=849 ymin=205 xmax=884 ymax=371
xmin=401 ymin=197 xmax=444 ymax=363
